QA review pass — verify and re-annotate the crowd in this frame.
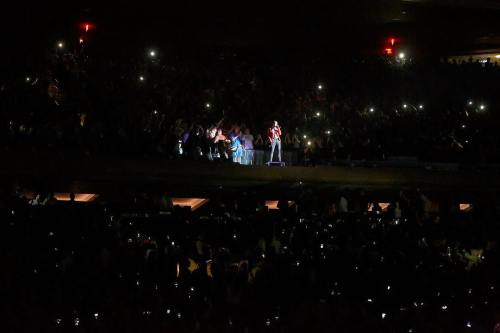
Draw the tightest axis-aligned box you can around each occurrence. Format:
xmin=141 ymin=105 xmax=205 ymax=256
xmin=1 ymin=35 xmax=500 ymax=164
xmin=1 ymin=187 xmax=499 ymax=332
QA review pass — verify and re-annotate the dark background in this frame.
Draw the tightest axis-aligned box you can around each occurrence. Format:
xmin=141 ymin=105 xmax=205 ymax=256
xmin=3 ymin=1 xmax=500 ymax=67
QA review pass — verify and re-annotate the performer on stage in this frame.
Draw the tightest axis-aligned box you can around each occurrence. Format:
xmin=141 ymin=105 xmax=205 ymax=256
xmin=268 ymin=120 xmax=282 ymax=163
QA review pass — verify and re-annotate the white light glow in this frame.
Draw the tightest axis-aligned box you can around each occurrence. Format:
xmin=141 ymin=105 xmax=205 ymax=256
xmin=398 ymin=52 xmax=405 ymax=59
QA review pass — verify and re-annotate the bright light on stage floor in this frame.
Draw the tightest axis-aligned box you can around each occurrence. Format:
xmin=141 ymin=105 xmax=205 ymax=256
xmin=54 ymin=193 xmax=99 ymax=202
xmin=459 ymin=203 xmax=472 ymax=211
xmin=22 ymin=191 xmax=99 ymax=202
xmin=172 ymin=198 xmax=209 ymax=211
xmin=265 ymin=200 xmax=294 ymax=210
xmin=367 ymin=203 xmax=390 ymax=212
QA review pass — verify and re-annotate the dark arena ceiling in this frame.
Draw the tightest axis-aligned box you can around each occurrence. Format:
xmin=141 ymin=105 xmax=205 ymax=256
xmin=2 ymin=1 xmax=500 ymax=59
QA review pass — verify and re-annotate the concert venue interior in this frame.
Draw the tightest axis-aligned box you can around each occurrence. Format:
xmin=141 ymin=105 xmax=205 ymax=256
xmin=2 ymin=1 xmax=500 ymax=332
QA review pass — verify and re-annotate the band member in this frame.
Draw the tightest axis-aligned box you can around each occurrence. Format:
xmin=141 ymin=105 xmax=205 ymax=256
xmin=214 ymin=128 xmax=230 ymax=160
xmin=230 ymin=133 xmax=243 ymax=164
xmin=206 ymin=126 xmax=218 ymax=160
xmin=241 ymin=128 xmax=255 ymax=165
xmin=268 ymin=120 xmax=282 ymax=163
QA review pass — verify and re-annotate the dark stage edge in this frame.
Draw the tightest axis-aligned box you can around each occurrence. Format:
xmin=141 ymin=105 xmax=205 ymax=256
xmin=1 ymin=152 xmax=500 ymax=197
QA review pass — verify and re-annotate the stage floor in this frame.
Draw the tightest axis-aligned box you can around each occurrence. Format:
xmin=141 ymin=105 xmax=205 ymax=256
xmin=1 ymin=151 xmax=500 ymax=197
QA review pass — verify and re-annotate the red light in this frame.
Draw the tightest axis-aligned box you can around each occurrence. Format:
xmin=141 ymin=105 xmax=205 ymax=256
xmin=390 ymin=38 xmax=395 ymax=46
xmin=385 ymin=48 xmax=393 ymax=55
xmin=79 ymin=22 xmax=95 ymax=32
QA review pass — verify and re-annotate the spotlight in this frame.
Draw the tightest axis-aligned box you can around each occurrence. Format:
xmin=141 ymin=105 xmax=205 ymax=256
xmin=57 ymin=41 xmax=64 ymax=49
xmin=317 ymin=84 xmax=323 ymax=90
xmin=307 ymin=141 xmax=312 ymax=146
xmin=398 ymin=52 xmax=405 ymax=59
xmin=369 ymin=107 xmax=374 ymax=113
xmin=303 ymin=134 xmax=307 ymax=139
xmin=25 ymin=77 xmax=31 ymax=82
xmin=468 ymin=100 xmax=473 ymax=106
xmin=316 ymin=112 xmax=321 ymax=117
xmin=418 ymin=104 xmax=424 ymax=109
xmin=205 ymin=103 xmax=211 ymax=109
xmin=496 ymin=55 xmax=500 ymax=59
xmin=325 ymin=130 xmax=331 ymax=135
xmin=479 ymin=104 xmax=485 ymax=110
xmin=139 ymin=76 xmax=145 ymax=82
xmin=149 ymin=50 xmax=156 ymax=57
xmin=403 ymin=104 xmax=408 ymax=109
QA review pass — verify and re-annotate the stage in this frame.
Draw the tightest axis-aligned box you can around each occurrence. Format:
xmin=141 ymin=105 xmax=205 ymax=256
xmin=1 ymin=151 xmax=499 ymax=198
